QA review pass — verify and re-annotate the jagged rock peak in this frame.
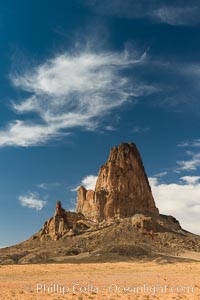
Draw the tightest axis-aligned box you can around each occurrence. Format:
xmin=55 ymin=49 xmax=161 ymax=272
xmin=38 ymin=201 xmax=90 ymax=241
xmin=54 ymin=200 xmax=66 ymax=217
xmin=76 ymin=142 xmax=159 ymax=221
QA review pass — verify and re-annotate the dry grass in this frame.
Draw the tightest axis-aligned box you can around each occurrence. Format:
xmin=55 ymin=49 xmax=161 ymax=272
xmin=0 ymin=261 xmax=200 ymax=299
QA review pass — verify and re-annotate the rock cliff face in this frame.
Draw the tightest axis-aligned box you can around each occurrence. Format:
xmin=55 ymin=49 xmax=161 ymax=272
xmin=37 ymin=201 xmax=89 ymax=240
xmin=76 ymin=142 xmax=158 ymax=221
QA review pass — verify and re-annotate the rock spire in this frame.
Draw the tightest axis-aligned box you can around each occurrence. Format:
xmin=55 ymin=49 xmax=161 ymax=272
xmin=76 ymin=142 xmax=158 ymax=221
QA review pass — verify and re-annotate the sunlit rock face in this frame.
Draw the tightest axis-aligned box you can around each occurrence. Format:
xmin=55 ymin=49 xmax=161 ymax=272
xmin=76 ymin=142 xmax=159 ymax=221
xmin=39 ymin=201 xmax=85 ymax=240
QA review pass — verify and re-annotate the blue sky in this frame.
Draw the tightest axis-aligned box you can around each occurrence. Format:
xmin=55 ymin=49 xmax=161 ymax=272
xmin=1 ymin=0 xmax=200 ymax=247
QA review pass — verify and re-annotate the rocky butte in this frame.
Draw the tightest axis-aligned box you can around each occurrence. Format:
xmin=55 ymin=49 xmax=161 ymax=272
xmin=0 ymin=142 xmax=200 ymax=264
xmin=38 ymin=142 xmax=160 ymax=241
xmin=76 ymin=142 xmax=158 ymax=221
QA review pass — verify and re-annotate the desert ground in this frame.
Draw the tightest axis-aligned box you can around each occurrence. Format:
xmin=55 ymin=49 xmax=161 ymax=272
xmin=0 ymin=260 xmax=200 ymax=300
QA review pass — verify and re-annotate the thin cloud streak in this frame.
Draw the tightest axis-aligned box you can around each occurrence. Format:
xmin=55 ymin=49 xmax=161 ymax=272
xmin=178 ymin=139 xmax=200 ymax=148
xmin=154 ymin=171 xmax=168 ymax=178
xmin=152 ymin=5 xmax=200 ymax=26
xmin=37 ymin=182 xmax=64 ymax=190
xmin=132 ymin=126 xmax=150 ymax=133
xmin=87 ymin=0 xmax=200 ymax=26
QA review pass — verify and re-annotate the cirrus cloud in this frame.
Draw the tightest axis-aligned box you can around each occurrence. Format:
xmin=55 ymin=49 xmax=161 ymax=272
xmin=87 ymin=0 xmax=200 ymax=26
xmin=0 ymin=48 xmax=156 ymax=147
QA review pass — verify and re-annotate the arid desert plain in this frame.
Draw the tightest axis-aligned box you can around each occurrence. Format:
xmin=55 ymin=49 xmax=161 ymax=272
xmin=0 ymin=260 xmax=200 ymax=300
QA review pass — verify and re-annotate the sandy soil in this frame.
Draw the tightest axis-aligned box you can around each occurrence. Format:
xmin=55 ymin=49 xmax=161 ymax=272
xmin=0 ymin=261 xmax=200 ymax=300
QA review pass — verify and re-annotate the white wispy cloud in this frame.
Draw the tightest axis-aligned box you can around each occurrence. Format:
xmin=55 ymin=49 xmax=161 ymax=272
xmin=18 ymin=192 xmax=47 ymax=210
xmin=37 ymin=182 xmax=64 ymax=189
xmin=71 ymin=174 xmax=98 ymax=191
xmin=176 ymin=140 xmax=200 ymax=172
xmin=0 ymin=48 xmax=155 ymax=147
xmin=132 ymin=125 xmax=150 ymax=133
xmin=177 ymin=141 xmax=190 ymax=147
xmin=37 ymin=183 xmax=48 ymax=189
xmin=178 ymin=139 xmax=200 ymax=148
xmin=137 ymin=59 xmax=200 ymax=112
xmin=87 ymin=0 xmax=200 ymax=26
xmin=154 ymin=171 xmax=168 ymax=178
xmin=152 ymin=5 xmax=200 ymax=26
xmin=0 ymin=120 xmax=60 ymax=147
xmin=105 ymin=125 xmax=116 ymax=131
xmin=149 ymin=177 xmax=200 ymax=235
xmin=177 ymin=151 xmax=200 ymax=171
